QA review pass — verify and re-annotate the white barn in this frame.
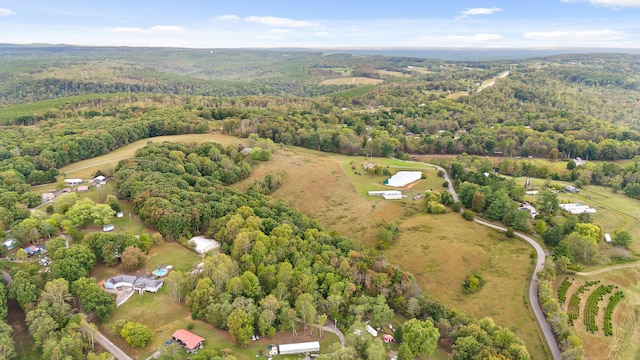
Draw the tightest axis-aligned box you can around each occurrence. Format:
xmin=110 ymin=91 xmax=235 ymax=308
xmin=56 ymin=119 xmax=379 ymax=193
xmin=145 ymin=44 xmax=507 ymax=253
xmin=559 ymin=203 xmax=597 ymax=214
xmin=384 ymin=171 xmax=423 ymax=187
xmin=278 ymin=341 xmax=320 ymax=355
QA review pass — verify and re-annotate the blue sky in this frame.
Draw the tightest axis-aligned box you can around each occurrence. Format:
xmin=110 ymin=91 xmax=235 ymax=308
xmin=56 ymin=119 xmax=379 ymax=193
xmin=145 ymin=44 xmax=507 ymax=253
xmin=1 ymin=0 xmax=640 ymax=48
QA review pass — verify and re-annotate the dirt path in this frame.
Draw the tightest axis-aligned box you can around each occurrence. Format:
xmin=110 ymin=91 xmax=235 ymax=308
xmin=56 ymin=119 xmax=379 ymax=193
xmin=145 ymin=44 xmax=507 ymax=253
xmin=575 ymin=262 xmax=640 ymax=276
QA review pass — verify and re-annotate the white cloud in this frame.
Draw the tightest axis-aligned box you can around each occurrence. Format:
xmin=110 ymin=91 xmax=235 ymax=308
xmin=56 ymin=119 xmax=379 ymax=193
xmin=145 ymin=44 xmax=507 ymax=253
xmin=448 ymin=33 xmax=504 ymax=42
xmin=245 ymin=16 xmax=316 ymax=27
xmin=460 ymin=7 xmax=503 ymax=16
xmin=561 ymin=0 xmax=640 ymax=8
xmin=523 ymin=29 xmax=628 ymax=41
xmin=111 ymin=25 xmax=185 ymax=34
xmin=210 ymin=15 xmax=239 ymax=22
xmin=269 ymin=28 xmax=290 ymax=34
xmin=314 ymin=31 xmax=329 ymax=36
xmin=0 ymin=8 xmax=16 ymax=16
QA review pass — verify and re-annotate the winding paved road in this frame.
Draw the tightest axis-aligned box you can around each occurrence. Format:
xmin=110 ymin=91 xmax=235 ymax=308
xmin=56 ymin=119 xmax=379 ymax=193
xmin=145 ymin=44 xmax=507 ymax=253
xmin=400 ymin=159 xmax=561 ymax=360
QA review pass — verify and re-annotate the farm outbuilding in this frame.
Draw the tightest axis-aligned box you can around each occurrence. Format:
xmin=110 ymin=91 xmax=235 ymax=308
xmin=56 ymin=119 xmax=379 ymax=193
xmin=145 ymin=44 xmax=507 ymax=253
xmin=189 ymin=236 xmax=220 ymax=254
xmin=604 ymin=233 xmax=612 ymax=243
xmin=64 ymin=178 xmax=83 ymax=186
xmin=368 ymin=190 xmax=402 ymax=200
xmin=559 ymin=203 xmax=596 ymax=214
xmin=383 ymin=171 xmax=422 ymax=187
xmin=172 ymin=329 xmax=205 ymax=352
xmin=278 ymin=341 xmax=320 ymax=355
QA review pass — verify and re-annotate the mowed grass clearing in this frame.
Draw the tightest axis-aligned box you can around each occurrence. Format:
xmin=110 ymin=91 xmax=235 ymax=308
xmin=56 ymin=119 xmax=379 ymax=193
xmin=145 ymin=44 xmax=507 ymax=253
xmin=384 ymin=213 xmax=545 ymax=360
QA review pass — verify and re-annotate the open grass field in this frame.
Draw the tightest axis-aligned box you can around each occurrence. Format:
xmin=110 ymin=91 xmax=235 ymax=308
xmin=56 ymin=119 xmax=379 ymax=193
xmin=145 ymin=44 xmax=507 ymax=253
xmin=320 ymin=77 xmax=384 ymax=85
xmin=59 ymin=132 xmax=247 ymax=179
xmin=377 ymin=70 xmax=411 ymax=78
xmin=385 ymin=213 xmax=545 ymax=360
xmin=554 ymin=267 xmax=640 ymax=359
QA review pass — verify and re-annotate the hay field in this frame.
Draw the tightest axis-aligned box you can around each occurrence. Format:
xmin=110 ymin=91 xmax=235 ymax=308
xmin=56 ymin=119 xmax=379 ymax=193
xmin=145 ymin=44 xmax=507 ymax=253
xmin=237 ymin=147 xmax=546 ymax=358
xmin=321 ymin=77 xmax=383 ymax=85
xmin=385 ymin=213 xmax=545 ymax=359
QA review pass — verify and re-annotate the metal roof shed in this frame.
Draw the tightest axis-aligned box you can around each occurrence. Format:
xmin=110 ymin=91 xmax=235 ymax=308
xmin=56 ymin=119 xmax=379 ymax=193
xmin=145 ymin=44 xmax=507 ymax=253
xmin=278 ymin=341 xmax=320 ymax=355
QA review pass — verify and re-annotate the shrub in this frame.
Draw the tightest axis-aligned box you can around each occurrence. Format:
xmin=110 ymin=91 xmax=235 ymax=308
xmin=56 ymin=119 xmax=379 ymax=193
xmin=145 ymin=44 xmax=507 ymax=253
xmin=461 ymin=210 xmax=474 ymax=221
xmin=505 ymin=228 xmax=515 ymax=238
xmin=462 ymin=273 xmax=485 ymax=294
xmin=451 ymin=202 xmax=463 ymax=212
xmin=442 ymin=181 xmax=449 ymax=188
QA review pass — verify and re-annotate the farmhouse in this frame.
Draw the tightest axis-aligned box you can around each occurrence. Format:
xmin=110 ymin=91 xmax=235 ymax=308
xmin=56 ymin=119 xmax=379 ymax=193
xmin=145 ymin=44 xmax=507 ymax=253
xmin=383 ymin=171 xmax=423 ymax=187
xmin=64 ymin=178 xmax=83 ymax=186
xmin=172 ymin=329 xmax=205 ymax=353
xmin=518 ymin=202 xmax=538 ymax=219
xmin=189 ymin=236 xmax=220 ymax=254
xmin=278 ymin=341 xmax=320 ymax=355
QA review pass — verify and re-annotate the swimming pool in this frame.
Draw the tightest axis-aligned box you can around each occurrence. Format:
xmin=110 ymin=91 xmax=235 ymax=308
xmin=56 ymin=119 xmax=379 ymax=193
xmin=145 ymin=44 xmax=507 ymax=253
xmin=152 ymin=268 xmax=168 ymax=276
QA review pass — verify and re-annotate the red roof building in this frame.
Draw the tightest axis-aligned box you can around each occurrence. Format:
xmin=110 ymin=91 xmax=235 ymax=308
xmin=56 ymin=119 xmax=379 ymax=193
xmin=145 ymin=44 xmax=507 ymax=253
xmin=172 ymin=329 xmax=205 ymax=352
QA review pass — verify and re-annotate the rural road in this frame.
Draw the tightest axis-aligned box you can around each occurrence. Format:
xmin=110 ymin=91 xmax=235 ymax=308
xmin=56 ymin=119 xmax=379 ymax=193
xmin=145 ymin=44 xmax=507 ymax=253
xmin=473 ymin=220 xmax=561 ymax=360
xmin=410 ymin=160 xmax=561 ymax=360
xmin=1 ymin=270 xmax=133 ymax=360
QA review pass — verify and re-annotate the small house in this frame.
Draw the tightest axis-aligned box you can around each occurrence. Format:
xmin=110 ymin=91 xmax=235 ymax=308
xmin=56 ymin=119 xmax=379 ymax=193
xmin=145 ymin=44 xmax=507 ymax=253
xmin=76 ymin=185 xmax=89 ymax=193
xmin=172 ymin=329 xmax=205 ymax=353
xmin=103 ymin=224 xmax=115 ymax=232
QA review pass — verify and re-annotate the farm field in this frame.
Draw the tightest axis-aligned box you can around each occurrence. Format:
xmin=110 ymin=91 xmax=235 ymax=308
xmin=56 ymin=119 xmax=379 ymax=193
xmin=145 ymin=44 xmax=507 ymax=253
xmin=235 ymin=145 xmax=547 ymax=358
xmin=320 ymin=77 xmax=384 ymax=85
xmin=555 ymin=267 xmax=640 ymax=360
xmin=385 ymin=213 xmax=545 ymax=360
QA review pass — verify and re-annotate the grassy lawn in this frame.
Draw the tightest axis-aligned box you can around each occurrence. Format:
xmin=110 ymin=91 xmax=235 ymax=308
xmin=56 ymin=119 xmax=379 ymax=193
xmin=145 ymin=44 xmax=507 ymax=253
xmin=339 ymin=157 xmax=438 ymax=198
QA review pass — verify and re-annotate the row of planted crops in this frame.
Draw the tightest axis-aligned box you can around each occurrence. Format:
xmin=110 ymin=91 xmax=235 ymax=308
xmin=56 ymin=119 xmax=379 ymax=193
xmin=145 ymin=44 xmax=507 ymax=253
xmin=558 ymin=278 xmax=625 ymax=336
